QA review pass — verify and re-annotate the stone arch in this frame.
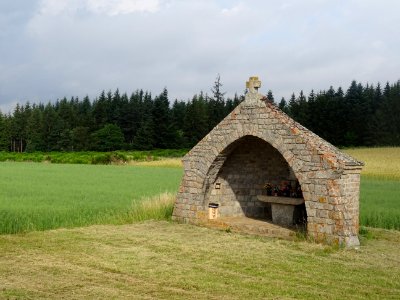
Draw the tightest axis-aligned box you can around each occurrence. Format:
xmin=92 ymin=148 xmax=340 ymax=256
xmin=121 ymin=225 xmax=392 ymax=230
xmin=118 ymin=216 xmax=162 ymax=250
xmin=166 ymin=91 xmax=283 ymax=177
xmin=203 ymin=135 xmax=308 ymax=222
xmin=173 ymin=79 xmax=363 ymax=247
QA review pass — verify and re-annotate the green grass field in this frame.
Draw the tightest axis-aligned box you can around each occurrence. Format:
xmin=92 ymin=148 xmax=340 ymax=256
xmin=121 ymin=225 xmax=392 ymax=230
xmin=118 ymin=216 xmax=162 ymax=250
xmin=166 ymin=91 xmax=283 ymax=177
xmin=360 ymin=178 xmax=400 ymax=229
xmin=0 ymin=162 xmax=182 ymax=234
xmin=0 ymin=148 xmax=399 ymax=299
xmin=0 ymin=147 xmax=399 ymax=234
xmin=343 ymin=147 xmax=400 ymax=230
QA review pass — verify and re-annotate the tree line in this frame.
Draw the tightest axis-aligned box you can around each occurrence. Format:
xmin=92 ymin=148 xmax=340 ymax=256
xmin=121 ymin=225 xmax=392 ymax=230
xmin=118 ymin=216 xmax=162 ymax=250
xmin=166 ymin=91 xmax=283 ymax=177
xmin=0 ymin=77 xmax=399 ymax=152
xmin=279 ymin=80 xmax=400 ymax=147
xmin=0 ymin=76 xmax=242 ymax=152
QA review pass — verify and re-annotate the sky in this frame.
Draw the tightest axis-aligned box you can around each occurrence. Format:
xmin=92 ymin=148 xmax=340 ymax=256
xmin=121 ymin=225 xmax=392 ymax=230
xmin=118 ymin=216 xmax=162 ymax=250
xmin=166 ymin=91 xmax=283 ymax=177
xmin=0 ymin=0 xmax=399 ymax=113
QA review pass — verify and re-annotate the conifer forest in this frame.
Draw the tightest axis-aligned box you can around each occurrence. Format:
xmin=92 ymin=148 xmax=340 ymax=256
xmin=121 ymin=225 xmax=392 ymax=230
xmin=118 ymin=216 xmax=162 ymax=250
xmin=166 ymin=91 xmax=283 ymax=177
xmin=0 ymin=78 xmax=399 ymax=152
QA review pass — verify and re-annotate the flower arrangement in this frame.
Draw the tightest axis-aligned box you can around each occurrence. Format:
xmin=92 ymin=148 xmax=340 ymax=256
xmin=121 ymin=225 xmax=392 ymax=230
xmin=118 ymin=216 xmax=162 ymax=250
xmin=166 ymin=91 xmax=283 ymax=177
xmin=263 ymin=181 xmax=303 ymax=198
xmin=263 ymin=180 xmax=303 ymax=198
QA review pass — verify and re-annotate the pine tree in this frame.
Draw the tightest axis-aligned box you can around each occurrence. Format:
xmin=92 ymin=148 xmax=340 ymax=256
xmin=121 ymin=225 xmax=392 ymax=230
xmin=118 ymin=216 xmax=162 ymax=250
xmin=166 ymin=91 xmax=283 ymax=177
xmin=78 ymin=96 xmax=94 ymax=129
xmin=278 ymin=97 xmax=288 ymax=113
xmin=133 ymin=92 xmax=155 ymax=150
xmin=124 ymin=90 xmax=144 ymax=146
xmin=267 ymin=90 xmax=275 ymax=103
xmin=288 ymin=93 xmax=298 ymax=120
xmin=232 ymin=93 xmax=243 ymax=107
xmin=208 ymin=74 xmax=226 ymax=130
xmin=370 ymin=81 xmax=400 ymax=145
xmin=25 ymin=107 xmax=44 ymax=152
xmin=152 ymin=88 xmax=176 ymax=148
xmin=133 ymin=118 xmax=156 ymax=150
xmin=183 ymin=94 xmax=209 ymax=147
xmin=344 ymin=81 xmax=368 ymax=146
xmin=92 ymin=91 xmax=108 ymax=129
xmin=296 ymin=90 xmax=308 ymax=126
xmin=10 ymin=104 xmax=27 ymax=152
xmin=0 ymin=111 xmax=9 ymax=151
xmin=171 ymin=99 xmax=187 ymax=146
xmin=41 ymin=103 xmax=63 ymax=151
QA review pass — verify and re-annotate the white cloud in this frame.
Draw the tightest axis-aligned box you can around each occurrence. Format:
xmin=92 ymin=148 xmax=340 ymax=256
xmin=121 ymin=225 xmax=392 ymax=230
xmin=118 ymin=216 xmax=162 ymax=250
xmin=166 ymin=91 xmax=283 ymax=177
xmin=86 ymin=0 xmax=161 ymax=16
xmin=221 ymin=3 xmax=246 ymax=17
xmin=37 ymin=0 xmax=70 ymax=16
xmin=37 ymin=0 xmax=161 ymax=17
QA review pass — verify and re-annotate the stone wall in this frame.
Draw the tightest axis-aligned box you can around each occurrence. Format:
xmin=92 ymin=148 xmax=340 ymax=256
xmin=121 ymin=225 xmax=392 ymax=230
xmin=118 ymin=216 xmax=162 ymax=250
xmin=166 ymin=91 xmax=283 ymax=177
xmin=173 ymin=79 xmax=363 ymax=247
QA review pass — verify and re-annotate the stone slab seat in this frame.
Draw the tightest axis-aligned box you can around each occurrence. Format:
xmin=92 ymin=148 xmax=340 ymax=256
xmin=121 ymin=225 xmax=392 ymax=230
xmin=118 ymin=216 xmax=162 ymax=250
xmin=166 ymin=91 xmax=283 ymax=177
xmin=257 ymin=195 xmax=304 ymax=226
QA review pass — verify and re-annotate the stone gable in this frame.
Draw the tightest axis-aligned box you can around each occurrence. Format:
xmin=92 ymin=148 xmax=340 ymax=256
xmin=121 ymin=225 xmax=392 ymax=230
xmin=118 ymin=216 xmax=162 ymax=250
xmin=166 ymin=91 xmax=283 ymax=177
xmin=173 ymin=77 xmax=363 ymax=247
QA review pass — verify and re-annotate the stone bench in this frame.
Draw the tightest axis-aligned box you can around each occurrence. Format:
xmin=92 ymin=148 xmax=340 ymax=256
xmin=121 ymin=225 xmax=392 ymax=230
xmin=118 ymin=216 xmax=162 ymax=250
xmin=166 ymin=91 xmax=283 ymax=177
xmin=257 ymin=195 xmax=304 ymax=226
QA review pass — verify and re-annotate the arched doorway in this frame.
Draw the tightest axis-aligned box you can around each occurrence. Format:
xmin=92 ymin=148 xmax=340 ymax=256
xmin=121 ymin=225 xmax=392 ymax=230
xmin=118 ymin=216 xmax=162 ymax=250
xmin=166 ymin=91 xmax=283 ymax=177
xmin=205 ymin=135 xmax=307 ymax=229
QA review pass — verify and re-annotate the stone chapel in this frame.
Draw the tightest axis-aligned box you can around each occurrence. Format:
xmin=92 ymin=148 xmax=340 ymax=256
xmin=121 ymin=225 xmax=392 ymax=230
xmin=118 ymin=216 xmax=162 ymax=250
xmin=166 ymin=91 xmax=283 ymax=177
xmin=173 ymin=77 xmax=363 ymax=247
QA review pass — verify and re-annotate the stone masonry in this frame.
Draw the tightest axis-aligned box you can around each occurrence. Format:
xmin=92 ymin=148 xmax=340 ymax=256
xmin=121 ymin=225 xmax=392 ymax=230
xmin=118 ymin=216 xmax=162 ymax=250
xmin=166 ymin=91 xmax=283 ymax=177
xmin=173 ymin=76 xmax=363 ymax=247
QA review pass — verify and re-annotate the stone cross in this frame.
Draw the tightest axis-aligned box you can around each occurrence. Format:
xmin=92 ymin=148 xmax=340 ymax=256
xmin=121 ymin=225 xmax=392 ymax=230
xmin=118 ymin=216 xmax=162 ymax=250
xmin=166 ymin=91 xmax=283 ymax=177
xmin=245 ymin=76 xmax=262 ymax=104
xmin=246 ymin=76 xmax=261 ymax=94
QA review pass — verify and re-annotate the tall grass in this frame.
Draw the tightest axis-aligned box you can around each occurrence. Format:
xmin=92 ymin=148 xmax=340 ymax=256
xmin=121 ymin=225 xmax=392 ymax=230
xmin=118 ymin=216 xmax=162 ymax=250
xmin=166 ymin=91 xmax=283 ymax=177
xmin=360 ymin=177 xmax=400 ymax=230
xmin=344 ymin=147 xmax=400 ymax=180
xmin=1 ymin=147 xmax=399 ymax=234
xmin=0 ymin=149 xmax=188 ymax=165
xmin=0 ymin=162 xmax=182 ymax=234
xmin=131 ymin=158 xmax=182 ymax=168
xmin=128 ymin=192 xmax=175 ymax=222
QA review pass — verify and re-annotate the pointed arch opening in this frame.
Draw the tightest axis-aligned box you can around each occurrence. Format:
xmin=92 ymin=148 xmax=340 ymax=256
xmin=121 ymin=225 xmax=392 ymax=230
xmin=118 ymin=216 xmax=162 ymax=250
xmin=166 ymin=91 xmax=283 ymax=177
xmin=204 ymin=135 xmax=307 ymax=229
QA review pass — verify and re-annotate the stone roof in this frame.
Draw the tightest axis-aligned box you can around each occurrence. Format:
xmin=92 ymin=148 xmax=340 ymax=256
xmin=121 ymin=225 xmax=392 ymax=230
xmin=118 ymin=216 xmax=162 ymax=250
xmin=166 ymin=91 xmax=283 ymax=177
xmin=264 ymin=102 xmax=364 ymax=168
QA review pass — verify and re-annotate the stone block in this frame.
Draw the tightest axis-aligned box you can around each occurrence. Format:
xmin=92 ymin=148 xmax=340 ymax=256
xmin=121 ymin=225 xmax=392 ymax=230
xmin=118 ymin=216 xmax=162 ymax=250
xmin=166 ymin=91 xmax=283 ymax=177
xmin=307 ymin=208 xmax=317 ymax=217
xmin=317 ymin=210 xmax=329 ymax=218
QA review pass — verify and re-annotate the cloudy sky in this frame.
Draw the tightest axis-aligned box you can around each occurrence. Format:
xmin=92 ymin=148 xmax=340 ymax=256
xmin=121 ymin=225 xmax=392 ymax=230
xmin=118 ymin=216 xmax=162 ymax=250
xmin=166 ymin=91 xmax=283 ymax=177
xmin=0 ymin=0 xmax=399 ymax=112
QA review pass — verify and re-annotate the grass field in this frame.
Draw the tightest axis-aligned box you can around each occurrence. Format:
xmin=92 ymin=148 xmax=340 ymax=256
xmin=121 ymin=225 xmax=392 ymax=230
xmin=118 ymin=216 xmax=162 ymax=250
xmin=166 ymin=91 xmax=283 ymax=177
xmin=0 ymin=162 xmax=182 ymax=234
xmin=343 ymin=147 xmax=400 ymax=230
xmin=0 ymin=148 xmax=399 ymax=298
xmin=0 ymin=147 xmax=399 ymax=234
xmin=359 ymin=178 xmax=400 ymax=229
xmin=0 ymin=222 xmax=399 ymax=299
xmin=344 ymin=147 xmax=400 ymax=180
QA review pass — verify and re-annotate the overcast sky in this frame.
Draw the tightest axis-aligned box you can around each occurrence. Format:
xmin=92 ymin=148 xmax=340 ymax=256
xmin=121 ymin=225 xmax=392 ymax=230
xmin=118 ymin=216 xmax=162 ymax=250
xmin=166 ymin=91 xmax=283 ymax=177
xmin=0 ymin=0 xmax=399 ymax=113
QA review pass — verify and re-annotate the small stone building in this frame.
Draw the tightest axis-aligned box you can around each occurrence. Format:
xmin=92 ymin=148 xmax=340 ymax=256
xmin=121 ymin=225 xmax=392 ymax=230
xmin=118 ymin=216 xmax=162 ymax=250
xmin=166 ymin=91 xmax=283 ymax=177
xmin=173 ymin=77 xmax=363 ymax=247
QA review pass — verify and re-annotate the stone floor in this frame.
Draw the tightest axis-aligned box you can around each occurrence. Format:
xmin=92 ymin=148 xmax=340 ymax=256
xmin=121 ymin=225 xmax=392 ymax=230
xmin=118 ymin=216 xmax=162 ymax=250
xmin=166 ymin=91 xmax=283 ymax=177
xmin=207 ymin=216 xmax=304 ymax=240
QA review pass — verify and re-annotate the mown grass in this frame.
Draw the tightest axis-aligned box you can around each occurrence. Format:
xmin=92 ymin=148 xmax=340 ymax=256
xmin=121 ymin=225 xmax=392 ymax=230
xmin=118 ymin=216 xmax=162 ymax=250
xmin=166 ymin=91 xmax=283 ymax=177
xmin=0 ymin=222 xmax=399 ymax=299
xmin=0 ymin=149 xmax=188 ymax=165
xmin=0 ymin=148 xmax=398 ymax=298
xmin=0 ymin=162 xmax=182 ymax=234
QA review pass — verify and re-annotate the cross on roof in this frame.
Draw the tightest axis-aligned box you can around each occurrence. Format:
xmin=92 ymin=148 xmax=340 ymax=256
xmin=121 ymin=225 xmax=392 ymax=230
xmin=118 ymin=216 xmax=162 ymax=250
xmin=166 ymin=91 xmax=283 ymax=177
xmin=246 ymin=76 xmax=261 ymax=94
